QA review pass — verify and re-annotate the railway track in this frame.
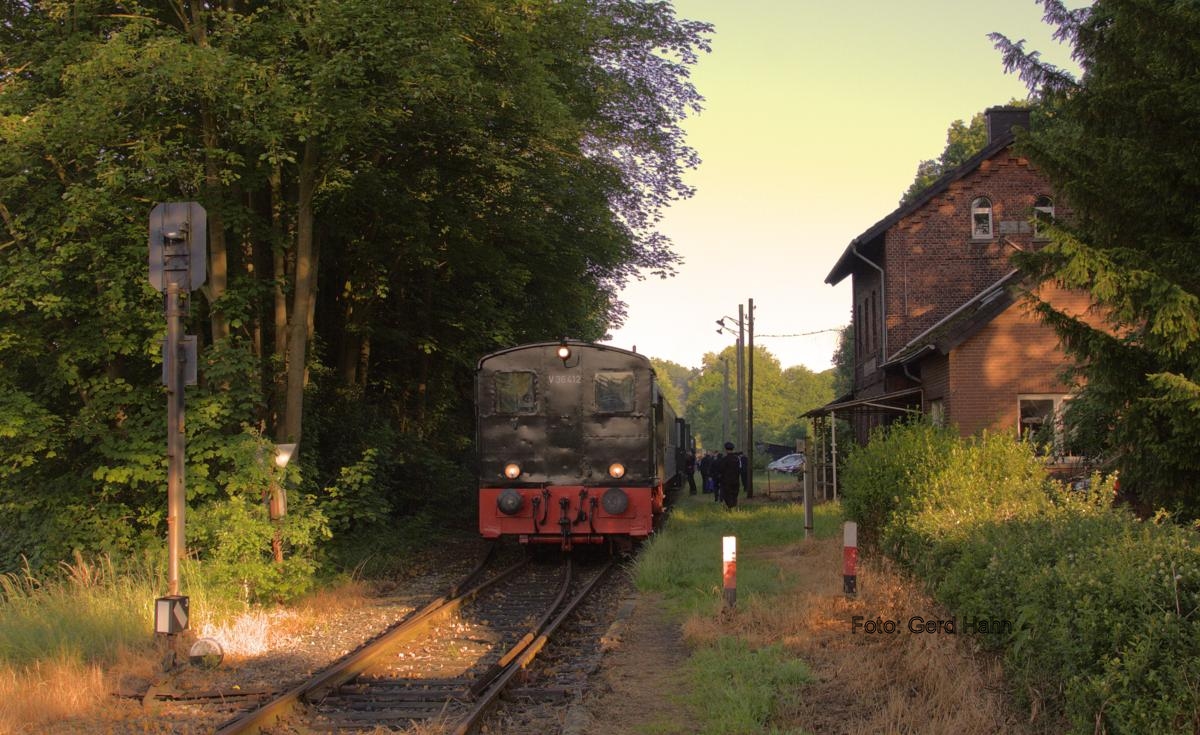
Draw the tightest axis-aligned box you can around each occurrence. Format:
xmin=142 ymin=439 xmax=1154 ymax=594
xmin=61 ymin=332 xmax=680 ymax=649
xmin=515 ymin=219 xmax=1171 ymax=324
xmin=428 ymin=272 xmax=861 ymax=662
xmin=214 ymin=547 xmax=615 ymax=734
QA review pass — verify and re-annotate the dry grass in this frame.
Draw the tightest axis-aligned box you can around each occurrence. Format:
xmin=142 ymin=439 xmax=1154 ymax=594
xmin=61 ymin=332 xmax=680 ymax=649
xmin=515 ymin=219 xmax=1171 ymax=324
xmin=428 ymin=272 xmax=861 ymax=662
xmin=683 ymin=533 xmax=1033 ymax=735
xmin=0 ymin=655 xmax=110 ymax=734
xmin=0 ymin=579 xmax=380 ymax=734
xmin=195 ymin=579 xmax=375 ymax=661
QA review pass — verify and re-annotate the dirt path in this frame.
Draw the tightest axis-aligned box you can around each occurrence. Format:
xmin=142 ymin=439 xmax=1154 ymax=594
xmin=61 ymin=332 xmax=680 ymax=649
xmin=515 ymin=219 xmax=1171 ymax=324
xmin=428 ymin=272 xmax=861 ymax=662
xmin=569 ymin=592 xmax=698 ymax=735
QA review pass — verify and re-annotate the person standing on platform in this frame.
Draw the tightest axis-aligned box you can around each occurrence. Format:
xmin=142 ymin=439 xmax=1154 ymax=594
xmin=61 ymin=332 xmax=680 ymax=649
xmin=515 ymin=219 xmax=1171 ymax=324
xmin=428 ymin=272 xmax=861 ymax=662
xmin=685 ymin=451 xmax=697 ymax=495
xmin=716 ymin=442 xmax=742 ymax=509
xmin=699 ymin=450 xmax=714 ymax=496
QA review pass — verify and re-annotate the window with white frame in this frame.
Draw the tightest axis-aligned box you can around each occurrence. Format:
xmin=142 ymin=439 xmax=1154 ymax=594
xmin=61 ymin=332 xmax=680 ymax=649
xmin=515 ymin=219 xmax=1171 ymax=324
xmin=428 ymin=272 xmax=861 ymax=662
xmin=1033 ymin=195 xmax=1054 ymax=239
xmin=1018 ymin=394 xmax=1078 ymax=459
xmin=971 ymin=197 xmax=993 ymax=239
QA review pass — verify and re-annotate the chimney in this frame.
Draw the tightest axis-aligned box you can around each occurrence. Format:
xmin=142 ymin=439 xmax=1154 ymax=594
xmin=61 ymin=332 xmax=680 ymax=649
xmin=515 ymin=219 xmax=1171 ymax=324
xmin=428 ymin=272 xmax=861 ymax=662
xmin=985 ymin=106 xmax=1031 ymax=144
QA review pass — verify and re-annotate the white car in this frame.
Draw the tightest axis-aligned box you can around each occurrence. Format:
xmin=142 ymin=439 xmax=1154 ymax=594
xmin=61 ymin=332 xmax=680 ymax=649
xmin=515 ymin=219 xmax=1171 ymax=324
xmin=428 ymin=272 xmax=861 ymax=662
xmin=766 ymin=453 xmax=805 ymax=473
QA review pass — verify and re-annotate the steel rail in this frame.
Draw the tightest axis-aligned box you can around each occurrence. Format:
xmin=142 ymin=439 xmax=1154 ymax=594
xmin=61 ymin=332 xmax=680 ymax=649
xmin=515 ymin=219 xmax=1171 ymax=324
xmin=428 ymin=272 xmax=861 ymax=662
xmin=452 ymin=557 xmax=615 ymax=735
xmin=214 ymin=545 xmax=524 ymax=735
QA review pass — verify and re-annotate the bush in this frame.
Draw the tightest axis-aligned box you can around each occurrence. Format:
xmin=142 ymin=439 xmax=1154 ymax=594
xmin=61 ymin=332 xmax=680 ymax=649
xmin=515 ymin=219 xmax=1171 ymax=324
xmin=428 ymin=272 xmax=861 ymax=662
xmin=846 ymin=423 xmax=1200 ymax=732
xmin=840 ymin=421 xmax=1053 ymax=567
xmin=935 ymin=500 xmax=1200 ymax=733
xmin=839 ymin=420 xmax=958 ymax=544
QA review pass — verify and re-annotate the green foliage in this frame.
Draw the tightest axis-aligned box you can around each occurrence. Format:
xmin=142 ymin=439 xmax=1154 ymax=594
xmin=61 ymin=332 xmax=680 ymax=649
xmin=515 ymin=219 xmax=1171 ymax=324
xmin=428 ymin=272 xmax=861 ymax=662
xmin=850 ymin=419 xmax=1200 ymax=731
xmin=830 ymin=323 xmax=854 ymax=397
xmin=839 ymin=420 xmax=959 ymax=545
xmin=899 ymin=112 xmax=988 ymax=204
xmin=186 ymin=428 xmax=330 ymax=603
xmin=0 ymin=0 xmax=711 ymax=583
xmin=933 ymin=495 xmax=1200 ymax=733
xmin=995 ymin=0 xmax=1200 ymax=516
xmin=682 ymin=345 xmax=833 ymax=452
xmin=651 ymin=357 xmax=693 ymax=415
xmin=899 ymin=100 xmax=1029 ymax=204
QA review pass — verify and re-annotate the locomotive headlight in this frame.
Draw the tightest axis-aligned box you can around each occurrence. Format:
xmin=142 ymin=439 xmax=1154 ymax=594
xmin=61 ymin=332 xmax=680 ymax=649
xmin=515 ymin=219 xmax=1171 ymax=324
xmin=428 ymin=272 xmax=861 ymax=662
xmin=607 ymin=462 xmax=625 ymax=479
xmin=497 ymin=489 xmax=523 ymax=515
xmin=601 ymin=487 xmax=629 ymax=515
xmin=556 ymin=344 xmax=572 ymax=361
xmin=504 ymin=462 xmax=522 ymax=480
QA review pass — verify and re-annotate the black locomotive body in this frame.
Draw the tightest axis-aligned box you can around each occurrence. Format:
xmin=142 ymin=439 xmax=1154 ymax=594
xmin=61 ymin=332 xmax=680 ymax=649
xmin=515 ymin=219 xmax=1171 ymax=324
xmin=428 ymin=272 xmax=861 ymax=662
xmin=476 ymin=340 xmax=688 ymax=550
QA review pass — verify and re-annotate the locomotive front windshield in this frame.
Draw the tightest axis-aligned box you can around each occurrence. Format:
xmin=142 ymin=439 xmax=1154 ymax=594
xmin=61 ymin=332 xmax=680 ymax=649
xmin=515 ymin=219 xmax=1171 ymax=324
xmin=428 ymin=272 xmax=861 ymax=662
xmin=594 ymin=371 xmax=635 ymax=413
xmin=494 ymin=371 xmax=537 ymax=414
xmin=477 ymin=344 xmax=658 ymax=486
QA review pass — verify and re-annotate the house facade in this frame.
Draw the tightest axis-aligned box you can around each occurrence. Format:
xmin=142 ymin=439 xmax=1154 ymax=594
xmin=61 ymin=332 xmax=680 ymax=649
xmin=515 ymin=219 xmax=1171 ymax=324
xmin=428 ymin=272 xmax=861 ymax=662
xmin=813 ymin=107 xmax=1085 ymax=455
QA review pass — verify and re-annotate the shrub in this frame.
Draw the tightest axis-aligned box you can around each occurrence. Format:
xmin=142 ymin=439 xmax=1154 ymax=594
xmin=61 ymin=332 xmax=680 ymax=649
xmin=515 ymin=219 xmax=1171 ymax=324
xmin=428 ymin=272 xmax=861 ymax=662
xmin=934 ymin=501 xmax=1200 ymax=733
xmin=839 ymin=420 xmax=957 ymax=544
xmin=847 ymin=421 xmax=1200 ymax=732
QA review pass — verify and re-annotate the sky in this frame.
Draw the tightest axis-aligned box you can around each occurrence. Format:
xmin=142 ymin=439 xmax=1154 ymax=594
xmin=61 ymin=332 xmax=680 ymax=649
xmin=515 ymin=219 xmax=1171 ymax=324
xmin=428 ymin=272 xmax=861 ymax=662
xmin=601 ymin=0 xmax=1084 ymax=373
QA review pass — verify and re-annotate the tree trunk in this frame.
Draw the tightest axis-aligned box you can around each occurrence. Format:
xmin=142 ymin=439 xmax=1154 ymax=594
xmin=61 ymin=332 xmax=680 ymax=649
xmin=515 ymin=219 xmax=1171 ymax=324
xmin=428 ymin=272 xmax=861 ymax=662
xmin=201 ymin=109 xmax=229 ymax=342
xmin=189 ymin=0 xmax=229 ymax=342
xmin=270 ymin=165 xmax=289 ymax=438
xmin=282 ymin=139 xmax=319 ymax=444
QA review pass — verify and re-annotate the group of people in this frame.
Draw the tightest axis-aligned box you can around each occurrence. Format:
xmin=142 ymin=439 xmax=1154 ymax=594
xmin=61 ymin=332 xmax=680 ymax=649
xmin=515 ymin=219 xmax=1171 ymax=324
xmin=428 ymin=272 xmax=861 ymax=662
xmin=685 ymin=443 xmax=747 ymax=509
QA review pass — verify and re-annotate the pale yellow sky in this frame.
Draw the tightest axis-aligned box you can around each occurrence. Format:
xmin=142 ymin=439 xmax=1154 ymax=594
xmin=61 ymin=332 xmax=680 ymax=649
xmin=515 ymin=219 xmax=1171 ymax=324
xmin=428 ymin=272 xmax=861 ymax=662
xmin=604 ymin=0 xmax=1085 ymax=372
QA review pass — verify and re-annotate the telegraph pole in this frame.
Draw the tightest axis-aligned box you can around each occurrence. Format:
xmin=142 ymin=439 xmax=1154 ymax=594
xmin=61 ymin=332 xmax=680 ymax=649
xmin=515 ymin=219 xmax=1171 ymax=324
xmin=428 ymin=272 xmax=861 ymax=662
xmin=746 ymin=298 xmax=754 ymax=498
xmin=736 ymin=304 xmax=745 ymax=454
xmin=721 ymin=358 xmax=730 ymax=446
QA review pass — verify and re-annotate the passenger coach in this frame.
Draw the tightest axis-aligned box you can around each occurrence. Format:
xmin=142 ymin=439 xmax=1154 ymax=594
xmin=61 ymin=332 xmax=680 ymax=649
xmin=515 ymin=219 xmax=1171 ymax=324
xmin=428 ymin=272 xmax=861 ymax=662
xmin=475 ymin=340 xmax=688 ymax=550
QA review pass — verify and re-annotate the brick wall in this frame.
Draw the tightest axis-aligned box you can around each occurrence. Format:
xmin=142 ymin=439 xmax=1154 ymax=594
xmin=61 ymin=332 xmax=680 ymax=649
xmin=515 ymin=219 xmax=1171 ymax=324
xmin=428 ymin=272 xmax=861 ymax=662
xmin=884 ymin=152 xmax=1069 ymax=356
xmin=946 ymin=285 xmax=1089 ymax=437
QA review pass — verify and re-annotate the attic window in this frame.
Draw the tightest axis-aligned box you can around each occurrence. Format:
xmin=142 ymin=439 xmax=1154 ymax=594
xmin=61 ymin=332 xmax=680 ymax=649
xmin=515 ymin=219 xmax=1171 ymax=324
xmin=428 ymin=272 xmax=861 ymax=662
xmin=1033 ymin=196 xmax=1054 ymax=239
xmin=971 ymin=197 xmax=993 ymax=239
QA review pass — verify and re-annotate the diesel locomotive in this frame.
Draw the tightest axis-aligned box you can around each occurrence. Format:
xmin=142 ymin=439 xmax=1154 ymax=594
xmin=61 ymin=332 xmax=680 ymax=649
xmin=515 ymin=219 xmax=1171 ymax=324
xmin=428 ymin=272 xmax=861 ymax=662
xmin=475 ymin=340 xmax=691 ymax=550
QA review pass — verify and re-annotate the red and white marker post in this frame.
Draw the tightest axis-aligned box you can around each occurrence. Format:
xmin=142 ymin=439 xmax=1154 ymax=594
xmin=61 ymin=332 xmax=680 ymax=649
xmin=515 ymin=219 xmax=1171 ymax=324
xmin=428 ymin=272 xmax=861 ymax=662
xmin=843 ymin=522 xmax=858 ymax=595
xmin=723 ymin=536 xmax=737 ymax=609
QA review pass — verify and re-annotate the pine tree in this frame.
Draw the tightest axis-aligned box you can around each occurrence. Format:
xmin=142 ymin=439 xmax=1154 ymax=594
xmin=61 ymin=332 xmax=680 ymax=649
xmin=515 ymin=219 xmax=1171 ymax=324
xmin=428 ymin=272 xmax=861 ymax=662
xmin=993 ymin=0 xmax=1200 ymax=514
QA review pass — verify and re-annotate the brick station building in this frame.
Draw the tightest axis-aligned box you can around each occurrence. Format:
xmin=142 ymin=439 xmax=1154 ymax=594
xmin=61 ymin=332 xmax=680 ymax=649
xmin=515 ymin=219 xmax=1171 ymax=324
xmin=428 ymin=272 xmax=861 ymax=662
xmin=808 ymin=106 xmax=1089 ymax=468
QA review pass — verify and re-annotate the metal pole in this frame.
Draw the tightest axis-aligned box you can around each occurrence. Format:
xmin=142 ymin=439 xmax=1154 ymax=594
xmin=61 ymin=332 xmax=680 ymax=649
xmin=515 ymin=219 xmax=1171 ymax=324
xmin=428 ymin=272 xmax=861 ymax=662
xmin=165 ymin=280 xmax=185 ymax=596
xmin=746 ymin=298 xmax=754 ymax=499
xmin=736 ymin=304 xmax=744 ymax=454
xmin=831 ymin=409 xmax=838 ymax=501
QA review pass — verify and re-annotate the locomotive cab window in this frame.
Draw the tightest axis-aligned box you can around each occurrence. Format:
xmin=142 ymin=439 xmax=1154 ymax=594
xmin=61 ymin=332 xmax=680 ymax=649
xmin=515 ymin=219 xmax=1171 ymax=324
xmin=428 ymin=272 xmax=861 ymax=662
xmin=595 ymin=371 xmax=635 ymax=413
xmin=494 ymin=371 xmax=537 ymax=414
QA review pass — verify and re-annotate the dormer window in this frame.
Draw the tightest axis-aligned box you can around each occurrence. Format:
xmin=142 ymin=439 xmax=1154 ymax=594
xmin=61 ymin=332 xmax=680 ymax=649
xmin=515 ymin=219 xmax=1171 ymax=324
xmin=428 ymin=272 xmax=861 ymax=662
xmin=1033 ymin=196 xmax=1054 ymax=239
xmin=971 ymin=197 xmax=993 ymax=239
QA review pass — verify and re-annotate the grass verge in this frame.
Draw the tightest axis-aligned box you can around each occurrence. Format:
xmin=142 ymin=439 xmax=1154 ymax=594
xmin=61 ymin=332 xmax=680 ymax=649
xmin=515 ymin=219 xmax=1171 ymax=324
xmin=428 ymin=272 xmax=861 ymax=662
xmin=633 ymin=493 xmax=1033 ymax=734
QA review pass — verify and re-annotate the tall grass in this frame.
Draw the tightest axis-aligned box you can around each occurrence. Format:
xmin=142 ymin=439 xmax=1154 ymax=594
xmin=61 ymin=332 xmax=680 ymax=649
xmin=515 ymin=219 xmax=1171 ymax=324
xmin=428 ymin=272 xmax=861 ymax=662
xmin=0 ymin=553 xmax=161 ymax=666
xmin=0 ymin=554 xmax=167 ymax=733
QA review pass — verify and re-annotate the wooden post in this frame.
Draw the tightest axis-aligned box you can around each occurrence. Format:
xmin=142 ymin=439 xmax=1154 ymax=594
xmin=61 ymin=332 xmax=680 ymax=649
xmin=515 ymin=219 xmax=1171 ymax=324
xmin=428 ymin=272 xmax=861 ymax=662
xmin=803 ymin=437 xmax=814 ymax=539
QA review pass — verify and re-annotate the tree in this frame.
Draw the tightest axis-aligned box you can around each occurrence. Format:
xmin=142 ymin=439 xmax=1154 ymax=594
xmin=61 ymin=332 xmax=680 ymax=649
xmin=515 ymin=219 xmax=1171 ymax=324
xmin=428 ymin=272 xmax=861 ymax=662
xmin=900 ymin=113 xmax=989 ymax=204
xmin=899 ymin=101 xmax=1030 ymax=204
xmin=682 ymin=346 xmax=834 ymax=452
xmin=650 ymin=357 xmax=692 ymax=416
xmin=992 ymin=0 xmax=1200 ymax=514
xmin=0 ymin=0 xmax=711 ymax=573
xmin=831 ymin=323 xmax=854 ymax=397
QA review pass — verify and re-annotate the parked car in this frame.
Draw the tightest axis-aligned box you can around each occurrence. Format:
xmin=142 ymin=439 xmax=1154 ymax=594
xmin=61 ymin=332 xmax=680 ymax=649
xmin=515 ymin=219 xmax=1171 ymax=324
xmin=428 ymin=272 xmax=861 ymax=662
xmin=766 ymin=453 xmax=805 ymax=473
